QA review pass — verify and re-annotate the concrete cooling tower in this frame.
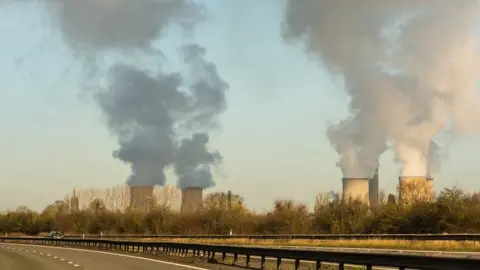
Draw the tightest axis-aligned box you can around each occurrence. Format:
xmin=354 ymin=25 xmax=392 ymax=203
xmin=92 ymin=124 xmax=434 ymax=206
xmin=181 ymin=187 xmax=203 ymax=214
xmin=129 ymin=185 xmax=154 ymax=212
xmin=398 ymin=176 xmax=433 ymax=202
xmin=426 ymin=177 xmax=434 ymax=189
xmin=342 ymin=178 xmax=369 ymax=203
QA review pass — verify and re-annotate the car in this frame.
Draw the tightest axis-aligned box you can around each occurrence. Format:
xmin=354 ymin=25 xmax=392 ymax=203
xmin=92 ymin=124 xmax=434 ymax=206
xmin=47 ymin=231 xmax=64 ymax=239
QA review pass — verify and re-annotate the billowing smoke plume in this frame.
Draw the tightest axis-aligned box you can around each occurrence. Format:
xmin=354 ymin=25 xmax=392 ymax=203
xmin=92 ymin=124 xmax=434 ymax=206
xmin=25 ymin=0 xmax=227 ymax=187
xmin=175 ymin=133 xmax=222 ymax=189
xmin=96 ymin=64 xmax=182 ymax=186
xmin=174 ymin=44 xmax=228 ymax=189
xmin=427 ymin=140 xmax=447 ymax=179
xmin=282 ymin=1 xmax=480 ymax=178
xmin=42 ymin=0 xmax=199 ymax=54
xmin=96 ymin=48 xmax=227 ymax=187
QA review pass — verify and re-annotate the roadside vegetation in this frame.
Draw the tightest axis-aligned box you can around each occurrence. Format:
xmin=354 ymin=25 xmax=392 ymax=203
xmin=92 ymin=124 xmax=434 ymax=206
xmin=150 ymin=238 xmax=480 ymax=252
xmin=1 ymin=186 xmax=480 ymax=252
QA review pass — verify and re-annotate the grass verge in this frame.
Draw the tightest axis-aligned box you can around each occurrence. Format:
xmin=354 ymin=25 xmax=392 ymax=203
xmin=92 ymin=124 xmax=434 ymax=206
xmin=135 ymin=238 xmax=480 ymax=252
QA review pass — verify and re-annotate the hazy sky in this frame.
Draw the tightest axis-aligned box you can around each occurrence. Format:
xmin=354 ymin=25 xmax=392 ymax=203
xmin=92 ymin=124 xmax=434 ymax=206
xmin=1 ymin=1 xmax=480 ymax=212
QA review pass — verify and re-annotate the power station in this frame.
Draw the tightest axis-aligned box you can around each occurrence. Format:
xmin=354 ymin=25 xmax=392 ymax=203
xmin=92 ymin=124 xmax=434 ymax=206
xmin=180 ymin=187 xmax=203 ymax=214
xmin=398 ymin=176 xmax=433 ymax=203
xmin=369 ymin=167 xmax=379 ymax=206
xmin=70 ymin=189 xmax=79 ymax=212
xmin=342 ymin=177 xmax=370 ymax=203
xmin=129 ymin=185 xmax=155 ymax=212
xmin=426 ymin=177 xmax=434 ymax=196
xmin=70 ymin=162 xmax=435 ymax=214
xmin=341 ymin=165 xmax=433 ymax=205
xmin=342 ymin=164 xmax=380 ymax=205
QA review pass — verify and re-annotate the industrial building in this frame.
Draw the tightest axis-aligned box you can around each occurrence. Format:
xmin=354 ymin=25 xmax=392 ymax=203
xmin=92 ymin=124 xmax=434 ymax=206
xmin=369 ymin=167 xmax=379 ymax=206
xmin=426 ymin=177 xmax=434 ymax=196
xmin=398 ymin=176 xmax=433 ymax=203
xmin=180 ymin=187 xmax=203 ymax=214
xmin=342 ymin=177 xmax=369 ymax=203
xmin=70 ymin=189 xmax=79 ymax=212
xmin=341 ymin=161 xmax=436 ymax=206
xmin=129 ymin=185 xmax=155 ymax=212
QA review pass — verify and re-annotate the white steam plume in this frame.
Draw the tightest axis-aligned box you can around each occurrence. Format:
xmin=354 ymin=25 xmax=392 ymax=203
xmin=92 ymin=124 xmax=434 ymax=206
xmin=282 ymin=0 xmax=480 ymax=177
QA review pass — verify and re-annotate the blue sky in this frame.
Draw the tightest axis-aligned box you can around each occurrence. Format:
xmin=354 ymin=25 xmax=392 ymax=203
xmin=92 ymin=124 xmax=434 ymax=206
xmin=1 ymin=1 xmax=480 ymax=211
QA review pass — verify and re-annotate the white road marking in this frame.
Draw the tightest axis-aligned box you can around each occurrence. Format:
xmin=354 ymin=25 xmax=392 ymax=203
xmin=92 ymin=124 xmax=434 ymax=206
xmin=2 ymin=243 xmax=84 ymax=269
xmin=5 ymin=243 xmax=209 ymax=270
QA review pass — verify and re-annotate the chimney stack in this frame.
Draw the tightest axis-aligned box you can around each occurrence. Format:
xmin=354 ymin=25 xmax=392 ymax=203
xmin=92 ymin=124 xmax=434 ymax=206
xmin=181 ymin=187 xmax=203 ymax=214
xmin=369 ymin=166 xmax=379 ymax=206
xmin=342 ymin=178 xmax=369 ymax=203
xmin=227 ymin=190 xmax=232 ymax=210
xmin=70 ymin=188 xmax=79 ymax=212
xmin=129 ymin=185 xmax=155 ymax=212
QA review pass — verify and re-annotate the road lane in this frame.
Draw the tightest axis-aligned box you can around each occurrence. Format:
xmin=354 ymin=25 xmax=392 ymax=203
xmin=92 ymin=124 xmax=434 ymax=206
xmin=2 ymin=243 xmax=400 ymax=270
xmin=3 ymin=243 xmax=210 ymax=270
xmin=0 ymin=245 xmax=73 ymax=270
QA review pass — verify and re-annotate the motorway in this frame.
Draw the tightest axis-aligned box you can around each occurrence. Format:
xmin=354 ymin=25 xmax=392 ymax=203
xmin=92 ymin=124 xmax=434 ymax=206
xmin=0 ymin=245 xmax=72 ymax=270
xmin=0 ymin=242 xmax=395 ymax=270
xmin=3 ymin=241 xmax=477 ymax=270
xmin=0 ymin=243 xmax=210 ymax=270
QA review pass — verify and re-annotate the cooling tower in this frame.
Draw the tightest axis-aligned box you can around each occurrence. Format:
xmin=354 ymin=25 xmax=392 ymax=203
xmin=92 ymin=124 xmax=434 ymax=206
xmin=70 ymin=189 xmax=79 ymax=212
xmin=369 ymin=167 xmax=379 ymax=206
xmin=426 ymin=177 xmax=434 ymax=197
xmin=398 ymin=176 xmax=430 ymax=202
xmin=181 ymin=187 xmax=203 ymax=214
xmin=342 ymin=178 xmax=369 ymax=203
xmin=129 ymin=185 xmax=154 ymax=212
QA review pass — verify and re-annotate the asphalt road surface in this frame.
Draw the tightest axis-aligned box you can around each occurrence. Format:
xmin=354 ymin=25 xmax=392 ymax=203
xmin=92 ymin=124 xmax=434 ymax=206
xmin=0 ymin=244 xmax=73 ymax=270
xmin=0 ymin=243 xmax=210 ymax=270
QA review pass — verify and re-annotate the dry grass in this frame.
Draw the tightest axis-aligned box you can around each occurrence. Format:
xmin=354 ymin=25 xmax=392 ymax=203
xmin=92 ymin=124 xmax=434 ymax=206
xmin=135 ymin=237 xmax=480 ymax=252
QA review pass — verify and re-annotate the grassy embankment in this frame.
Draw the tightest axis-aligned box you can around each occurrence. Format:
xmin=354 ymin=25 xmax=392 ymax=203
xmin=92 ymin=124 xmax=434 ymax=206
xmin=135 ymin=238 xmax=480 ymax=252
xmin=7 ymin=233 xmax=480 ymax=252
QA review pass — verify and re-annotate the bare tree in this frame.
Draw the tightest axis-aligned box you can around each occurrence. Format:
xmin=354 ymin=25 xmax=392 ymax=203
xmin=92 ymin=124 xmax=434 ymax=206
xmin=102 ymin=185 xmax=130 ymax=212
xmin=154 ymin=185 xmax=181 ymax=210
xmin=74 ymin=185 xmax=181 ymax=213
xmin=313 ymin=192 xmax=331 ymax=213
xmin=378 ymin=190 xmax=387 ymax=205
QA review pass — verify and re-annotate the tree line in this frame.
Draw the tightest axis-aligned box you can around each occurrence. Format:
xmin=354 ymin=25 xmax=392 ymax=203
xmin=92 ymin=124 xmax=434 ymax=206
xmin=1 ymin=186 xmax=479 ymax=235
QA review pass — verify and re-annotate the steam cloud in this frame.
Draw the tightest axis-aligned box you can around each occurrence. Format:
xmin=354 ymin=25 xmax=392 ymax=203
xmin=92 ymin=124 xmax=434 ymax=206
xmin=282 ymin=0 xmax=480 ymax=178
xmin=42 ymin=0 xmax=199 ymax=54
xmin=175 ymin=133 xmax=222 ymax=189
xmin=23 ymin=0 xmax=227 ymax=188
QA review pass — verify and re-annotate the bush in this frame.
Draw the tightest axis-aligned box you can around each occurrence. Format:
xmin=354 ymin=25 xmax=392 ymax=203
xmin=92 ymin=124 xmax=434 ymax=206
xmin=1 ymin=188 xmax=480 ymax=235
